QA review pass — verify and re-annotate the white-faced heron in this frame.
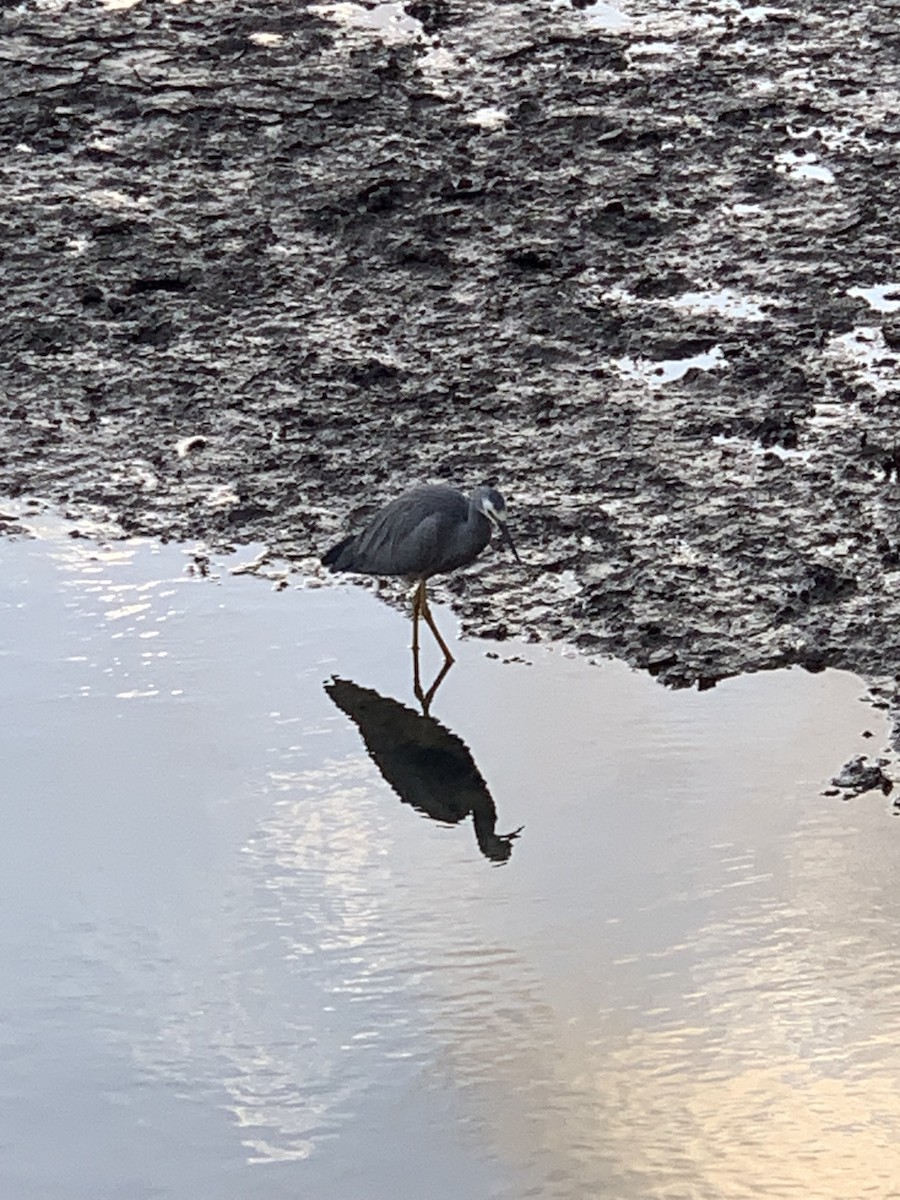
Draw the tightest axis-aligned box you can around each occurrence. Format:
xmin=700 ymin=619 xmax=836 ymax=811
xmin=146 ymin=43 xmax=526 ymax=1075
xmin=321 ymin=483 xmax=521 ymax=662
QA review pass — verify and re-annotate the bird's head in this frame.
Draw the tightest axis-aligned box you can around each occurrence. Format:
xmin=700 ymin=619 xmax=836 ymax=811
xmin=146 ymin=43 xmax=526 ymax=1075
xmin=473 ymin=486 xmax=521 ymax=563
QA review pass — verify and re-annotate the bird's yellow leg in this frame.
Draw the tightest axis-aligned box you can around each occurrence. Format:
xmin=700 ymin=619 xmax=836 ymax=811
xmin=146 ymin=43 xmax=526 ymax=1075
xmin=410 ymin=581 xmax=421 ymax=656
xmin=419 ymin=584 xmax=455 ymax=663
xmin=410 ymin=584 xmax=433 ymax=708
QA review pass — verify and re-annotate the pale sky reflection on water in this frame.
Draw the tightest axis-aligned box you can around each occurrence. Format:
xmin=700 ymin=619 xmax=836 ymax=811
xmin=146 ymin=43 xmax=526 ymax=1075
xmin=1 ymin=516 xmax=899 ymax=1200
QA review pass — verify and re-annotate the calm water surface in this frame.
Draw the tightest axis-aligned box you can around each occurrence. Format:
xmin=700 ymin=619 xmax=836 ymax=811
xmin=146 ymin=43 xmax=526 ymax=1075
xmin=1 ymin=520 xmax=899 ymax=1200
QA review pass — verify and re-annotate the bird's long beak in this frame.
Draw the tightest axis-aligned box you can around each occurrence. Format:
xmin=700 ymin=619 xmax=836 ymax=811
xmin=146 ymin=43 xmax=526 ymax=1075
xmin=496 ymin=520 xmax=522 ymax=564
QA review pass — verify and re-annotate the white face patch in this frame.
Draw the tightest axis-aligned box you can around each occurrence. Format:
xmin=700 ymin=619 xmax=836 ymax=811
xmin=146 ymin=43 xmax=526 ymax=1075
xmin=483 ymin=499 xmax=507 ymax=525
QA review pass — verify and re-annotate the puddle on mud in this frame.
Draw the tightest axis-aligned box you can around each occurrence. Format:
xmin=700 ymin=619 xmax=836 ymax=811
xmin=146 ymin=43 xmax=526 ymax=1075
xmin=614 ymin=343 xmax=726 ymax=385
xmin=563 ymin=0 xmax=631 ymax=31
xmin=311 ymin=1 xmax=423 ymax=43
xmin=774 ymin=149 xmax=837 ymax=186
xmin=847 ymin=283 xmax=900 ymax=314
xmin=2 ymin=519 xmax=900 ymax=1200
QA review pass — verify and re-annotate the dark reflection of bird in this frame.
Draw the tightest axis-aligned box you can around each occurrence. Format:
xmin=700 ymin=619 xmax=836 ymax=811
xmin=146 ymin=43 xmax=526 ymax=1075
xmin=322 ymin=484 xmax=521 ymax=664
xmin=325 ymin=678 xmax=522 ymax=863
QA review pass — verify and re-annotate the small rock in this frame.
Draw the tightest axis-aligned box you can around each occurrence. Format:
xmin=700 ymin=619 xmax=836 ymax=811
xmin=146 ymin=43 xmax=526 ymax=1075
xmin=830 ymin=755 xmax=893 ymax=797
xmin=646 ymin=648 xmax=678 ymax=674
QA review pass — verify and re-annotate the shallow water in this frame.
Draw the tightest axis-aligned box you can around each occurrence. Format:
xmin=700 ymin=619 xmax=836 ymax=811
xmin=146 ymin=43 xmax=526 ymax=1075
xmin=2 ymin=522 xmax=899 ymax=1200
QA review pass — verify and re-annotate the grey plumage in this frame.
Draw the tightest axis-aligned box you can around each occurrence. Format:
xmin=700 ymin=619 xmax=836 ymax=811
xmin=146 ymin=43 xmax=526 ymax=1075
xmin=322 ymin=483 xmax=521 ymax=664
xmin=322 ymin=484 xmax=519 ymax=579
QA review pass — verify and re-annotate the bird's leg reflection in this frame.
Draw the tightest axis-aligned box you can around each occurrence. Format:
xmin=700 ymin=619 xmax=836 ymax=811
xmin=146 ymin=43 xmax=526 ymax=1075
xmin=412 ymin=642 xmax=453 ymax=716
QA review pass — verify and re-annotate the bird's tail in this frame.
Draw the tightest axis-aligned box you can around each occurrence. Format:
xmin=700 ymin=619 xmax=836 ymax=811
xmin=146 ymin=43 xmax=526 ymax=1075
xmin=322 ymin=534 xmax=356 ymax=572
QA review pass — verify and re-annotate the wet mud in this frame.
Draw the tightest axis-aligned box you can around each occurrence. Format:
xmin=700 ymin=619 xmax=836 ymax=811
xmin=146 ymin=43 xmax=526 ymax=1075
xmin=5 ymin=0 xmax=900 ymax=720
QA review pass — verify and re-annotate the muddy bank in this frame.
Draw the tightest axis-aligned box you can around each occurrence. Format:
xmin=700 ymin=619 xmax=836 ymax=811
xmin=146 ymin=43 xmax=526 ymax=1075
xmin=4 ymin=0 xmax=900 ymax=715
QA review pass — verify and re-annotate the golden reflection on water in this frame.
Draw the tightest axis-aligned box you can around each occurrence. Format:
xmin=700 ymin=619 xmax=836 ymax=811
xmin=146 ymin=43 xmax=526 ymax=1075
xmin=417 ymin=802 xmax=900 ymax=1200
xmin=249 ymin=663 xmax=900 ymax=1197
xmin=239 ymin=731 xmax=900 ymax=1198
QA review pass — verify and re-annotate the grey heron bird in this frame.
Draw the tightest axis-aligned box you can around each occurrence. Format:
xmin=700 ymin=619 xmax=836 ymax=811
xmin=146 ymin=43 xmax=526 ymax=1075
xmin=321 ymin=483 xmax=521 ymax=664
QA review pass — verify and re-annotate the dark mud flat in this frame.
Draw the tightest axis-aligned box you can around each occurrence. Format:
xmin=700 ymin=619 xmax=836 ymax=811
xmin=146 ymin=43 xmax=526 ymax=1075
xmin=5 ymin=0 xmax=900 ymax=720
